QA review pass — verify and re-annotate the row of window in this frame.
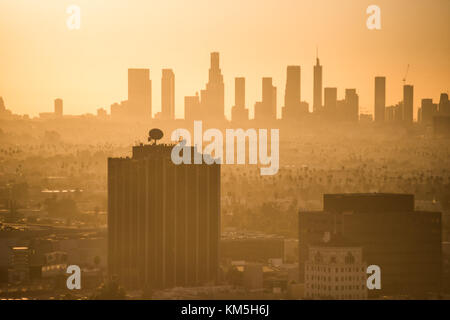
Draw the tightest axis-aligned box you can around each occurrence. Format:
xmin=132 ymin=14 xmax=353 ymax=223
xmin=306 ymin=275 xmax=366 ymax=282
xmin=306 ymin=266 xmax=365 ymax=273
xmin=305 ymin=293 xmax=366 ymax=299
xmin=306 ymin=284 xmax=366 ymax=291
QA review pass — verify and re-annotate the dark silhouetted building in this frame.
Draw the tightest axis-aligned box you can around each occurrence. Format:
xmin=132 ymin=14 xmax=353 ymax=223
xmin=161 ymin=69 xmax=175 ymax=120
xmin=184 ymin=52 xmax=224 ymax=122
xmin=433 ymin=116 xmax=450 ymax=136
xmin=201 ymin=52 xmax=225 ymax=121
xmin=231 ymin=77 xmax=248 ymax=122
xmin=282 ymin=66 xmax=308 ymax=120
xmin=439 ymin=93 xmax=450 ymax=116
xmin=285 ymin=66 xmax=301 ymax=107
xmin=386 ymin=102 xmax=403 ymax=122
xmin=419 ymin=98 xmax=437 ymax=125
xmin=108 ymin=141 xmax=220 ymax=289
xmin=403 ymin=85 xmax=414 ymax=123
xmin=255 ymin=77 xmax=276 ymax=121
xmin=128 ymin=68 xmax=152 ymax=119
xmin=344 ymin=89 xmax=359 ymax=122
xmin=324 ymin=87 xmax=337 ymax=120
xmin=313 ymin=56 xmax=322 ymax=113
xmin=299 ymin=193 xmax=441 ymax=296
xmin=374 ymin=77 xmax=385 ymax=122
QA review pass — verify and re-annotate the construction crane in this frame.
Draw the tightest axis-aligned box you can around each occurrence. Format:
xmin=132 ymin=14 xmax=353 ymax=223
xmin=402 ymin=64 xmax=410 ymax=85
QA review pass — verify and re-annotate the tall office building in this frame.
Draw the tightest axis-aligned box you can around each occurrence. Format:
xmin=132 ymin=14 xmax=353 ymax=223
xmin=403 ymin=85 xmax=414 ymax=123
xmin=439 ymin=93 xmax=450 ymax=115
xmin=419 ymin=98 xmax=437 ymax=125
xmin=231 ymin=77 xmax=248 ymax=122
xmin=299 ymin=193 xmax=441 ymax=296
xmin=255 ymin=77 xmax=277 ymax=121
xmin=201 ymin=52 xmax=225 ymax=121
xmin=374 ymin=77 xmax=386 ymax=122
xmin=108 ymin=139 xmax=221 ymax=290
xmin=344 ymin=89 xmax=359 ymax=122
xmin=235 ymin=77 xmax=245 ymax=108
xmin=282 ymin=66 xmax=309 ymax=120
xmin=264 ymin=77 xmax=277 ymax=119
xmin=128 ymin=68 xmax=152 ymax=119
xmin=285 ymin=66 xmax=301 ymax=108
xmin=324 ymin=87 xmax=337 ymax=119
xmin=161 ymin=69 xmax=175 ymax=120
xmin=54 ymin=98 xmax=63 ymax=117
xmin=313 ymin=56 xmax=323 ymax=113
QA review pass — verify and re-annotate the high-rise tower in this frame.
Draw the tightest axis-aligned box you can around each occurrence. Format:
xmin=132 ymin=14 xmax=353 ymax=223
xmin=108 ymin=138 xmax=220 ymax=290
xmin=128 ymin=68 xmax=152 ymax=119
xmin=313 ymin=53 xmax=323 ymax=113
xmin=202 ymin=52 xmax=225 ymax=121
xmin=285 ymin=66 xmax=301 ymax=109
xmin=374 ymin=77 xmax=386 ymax=122
xmin=161 ymin=69 xmax=175 ymax=120
xmin=231 ymin=77 xmax=248 ymax=122
xmin=403 ymin=85 xmax=414 ymax=123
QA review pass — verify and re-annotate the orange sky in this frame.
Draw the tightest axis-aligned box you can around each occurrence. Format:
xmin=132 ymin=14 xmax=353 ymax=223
xmin=0 ymin=0 xmax=449 ymax=120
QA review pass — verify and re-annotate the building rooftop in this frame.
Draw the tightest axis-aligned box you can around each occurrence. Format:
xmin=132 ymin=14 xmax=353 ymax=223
xmin=311 ymin=233 xmax=359 ymax=248
xmin=323 ymin=193 xmax=414 ymax=213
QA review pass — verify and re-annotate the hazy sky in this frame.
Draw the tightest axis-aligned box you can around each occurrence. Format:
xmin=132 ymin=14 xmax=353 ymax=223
xmin=0 ymin=0 xmax=449 ymax=119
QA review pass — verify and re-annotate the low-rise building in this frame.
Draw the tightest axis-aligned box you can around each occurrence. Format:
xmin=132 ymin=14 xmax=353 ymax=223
xmin=304 ymin=234 xmax=367 ymax=300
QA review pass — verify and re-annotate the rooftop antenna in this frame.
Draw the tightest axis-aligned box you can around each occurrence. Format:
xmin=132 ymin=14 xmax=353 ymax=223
xmin=148 ymin=128 xmax=164 ymax=145
xmin=316 ymin=45 xmax=319 ymax=64
xmin=402 ymin=64 xmax=410 ymax=85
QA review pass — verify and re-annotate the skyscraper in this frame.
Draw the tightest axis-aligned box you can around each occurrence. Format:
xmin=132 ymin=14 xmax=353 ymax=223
xmin=128 ymin=68 xmax=152 ymax=119
xmin=313 ymin=56 xmax=323 ymax=113
xmin=282 ymin=66 xmax=308 ymax=120
xmin=345 ymin=88 xmax=359 ymax=122
xmin=202 ymin=52 xmax=225 ymax=121
xmin=324 ymin=87 xmax=337 ymax=120
xmin=161 ymin=69 xmax=175 ymax=120
xmin=284 ymin=66 xmax=301 ymax=109
xmin=54 ymin=98 xmax=63 ymax=117
xmin=438 ymin=93 xmax=450 ymax=115
xmin=403 ymin=84 xmax=414 ymax=123
xmin=255 ymin=77 xmax=276 ymax=121
xmin=235 ymin=77 xmax=245 ymax=108
xmin=231 ymin=77 xmax=248 ymax=122
xmin=374 ymin=77 xmax=386 ymax=122
xmin=419 ymin=98 xmax=437 ymax=125
xmin=108 ymin=140 xmax=220 ymax=290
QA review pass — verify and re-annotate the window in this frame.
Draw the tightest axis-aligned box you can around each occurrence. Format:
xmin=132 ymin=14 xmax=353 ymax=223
xmin=314 ymin=252 xmax=323 ymax=263
xmin=345 ymin=252 xmax=355 ymax=264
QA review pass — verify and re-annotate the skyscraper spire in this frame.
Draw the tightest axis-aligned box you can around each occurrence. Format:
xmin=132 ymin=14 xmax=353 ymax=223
xmin=313 ymin=48 xmax=323 ymax=113
xmin=316 ymin=45 xmax=319 ymax=64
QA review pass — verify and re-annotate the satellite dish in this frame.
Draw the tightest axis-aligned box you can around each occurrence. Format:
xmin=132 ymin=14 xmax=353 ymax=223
xmin=148 ymin=128 xmax=164 ymax=145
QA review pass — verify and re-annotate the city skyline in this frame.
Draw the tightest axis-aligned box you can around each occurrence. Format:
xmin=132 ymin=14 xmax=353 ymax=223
xmin=1 ymin=50 xmax=449 ymax=123
xmin=1 ymin=0 xmax=449 ymax=119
